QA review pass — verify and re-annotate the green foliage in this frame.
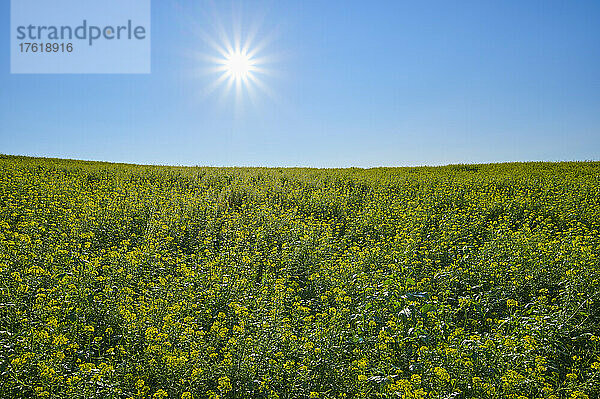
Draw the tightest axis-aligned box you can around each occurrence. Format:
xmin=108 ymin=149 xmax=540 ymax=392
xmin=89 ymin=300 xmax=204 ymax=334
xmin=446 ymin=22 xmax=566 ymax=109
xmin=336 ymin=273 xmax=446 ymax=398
xmin=0 ymin=155 xmax=599 ymax=398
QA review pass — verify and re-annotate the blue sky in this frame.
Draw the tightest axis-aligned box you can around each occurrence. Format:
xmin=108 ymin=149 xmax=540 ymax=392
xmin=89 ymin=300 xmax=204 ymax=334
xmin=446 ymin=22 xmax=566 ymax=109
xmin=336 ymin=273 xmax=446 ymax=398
xmin=1 ymin=0 xmax=599 ymax=167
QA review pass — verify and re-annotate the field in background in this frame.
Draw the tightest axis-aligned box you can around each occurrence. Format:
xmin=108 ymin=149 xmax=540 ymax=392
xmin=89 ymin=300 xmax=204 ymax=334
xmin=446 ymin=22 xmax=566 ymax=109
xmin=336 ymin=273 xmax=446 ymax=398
xmin=1 ymin=155 xmax=599 ymax=398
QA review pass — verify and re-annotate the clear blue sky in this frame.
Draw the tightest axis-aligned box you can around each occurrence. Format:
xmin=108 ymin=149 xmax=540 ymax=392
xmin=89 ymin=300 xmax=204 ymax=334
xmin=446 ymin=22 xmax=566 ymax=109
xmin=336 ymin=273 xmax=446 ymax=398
xmin=1 ymin=0 xmax=599 ymax=167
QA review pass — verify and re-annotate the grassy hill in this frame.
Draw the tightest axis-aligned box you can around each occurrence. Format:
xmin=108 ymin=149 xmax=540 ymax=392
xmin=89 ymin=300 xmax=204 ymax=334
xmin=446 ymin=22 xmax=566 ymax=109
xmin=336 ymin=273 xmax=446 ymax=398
xmin=1 ymin=155 xmax=599 ymax=398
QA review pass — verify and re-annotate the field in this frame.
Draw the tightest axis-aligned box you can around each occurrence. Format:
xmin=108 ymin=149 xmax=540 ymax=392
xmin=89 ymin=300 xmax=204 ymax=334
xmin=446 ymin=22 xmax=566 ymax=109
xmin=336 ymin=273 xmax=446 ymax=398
xmin=1 ymin=155 xmax=599 ymax=399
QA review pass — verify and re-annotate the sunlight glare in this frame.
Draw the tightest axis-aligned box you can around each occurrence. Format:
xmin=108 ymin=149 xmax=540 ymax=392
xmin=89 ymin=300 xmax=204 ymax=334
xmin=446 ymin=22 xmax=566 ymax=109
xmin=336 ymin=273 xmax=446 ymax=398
xmin=191 ymin=5 xmax=280 ymax=111
xmin=224 ymin=51 xmax=254 ymax=80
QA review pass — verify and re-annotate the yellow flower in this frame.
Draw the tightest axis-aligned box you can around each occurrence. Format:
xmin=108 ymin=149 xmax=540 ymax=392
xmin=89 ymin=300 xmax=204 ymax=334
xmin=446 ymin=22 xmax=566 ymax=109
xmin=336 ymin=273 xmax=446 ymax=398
xmin=153 ymin=389 xmax=168 ymax=399
xmin=434 ymin=367 xmax=450 ymax=383
xmin=83 ymin=325 xmax=95 ymax=333
xmin=218 ymin=376 xmax=232 ymax=394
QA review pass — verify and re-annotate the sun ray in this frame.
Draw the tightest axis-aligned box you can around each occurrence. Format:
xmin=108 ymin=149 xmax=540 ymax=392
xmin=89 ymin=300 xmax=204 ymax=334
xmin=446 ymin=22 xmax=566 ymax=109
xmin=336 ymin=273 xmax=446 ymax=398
xmin=201 ymin=71 xmax=230 ymax=98
xmin=192 ymin=3 xmax=280 ymax=113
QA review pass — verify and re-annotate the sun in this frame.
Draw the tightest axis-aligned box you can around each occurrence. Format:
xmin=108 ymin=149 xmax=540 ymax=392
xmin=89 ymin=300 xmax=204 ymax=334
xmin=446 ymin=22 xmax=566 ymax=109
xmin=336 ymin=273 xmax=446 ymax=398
xmin=223 ymin=50 xmax=255 ymax=81
xmin=192 ymin=6 xmax=279 ymax=110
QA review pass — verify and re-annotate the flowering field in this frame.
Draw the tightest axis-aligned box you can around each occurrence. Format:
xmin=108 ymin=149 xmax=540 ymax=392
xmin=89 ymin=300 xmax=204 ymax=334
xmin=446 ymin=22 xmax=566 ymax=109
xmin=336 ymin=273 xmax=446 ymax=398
xmin=1 ymin=155 xmax=599 ymax=399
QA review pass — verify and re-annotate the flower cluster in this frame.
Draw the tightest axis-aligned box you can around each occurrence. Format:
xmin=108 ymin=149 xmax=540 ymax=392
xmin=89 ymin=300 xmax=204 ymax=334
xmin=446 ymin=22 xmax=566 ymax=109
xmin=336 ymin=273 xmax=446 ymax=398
xmin=1 ymin=156 xmax=599 ymax=398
